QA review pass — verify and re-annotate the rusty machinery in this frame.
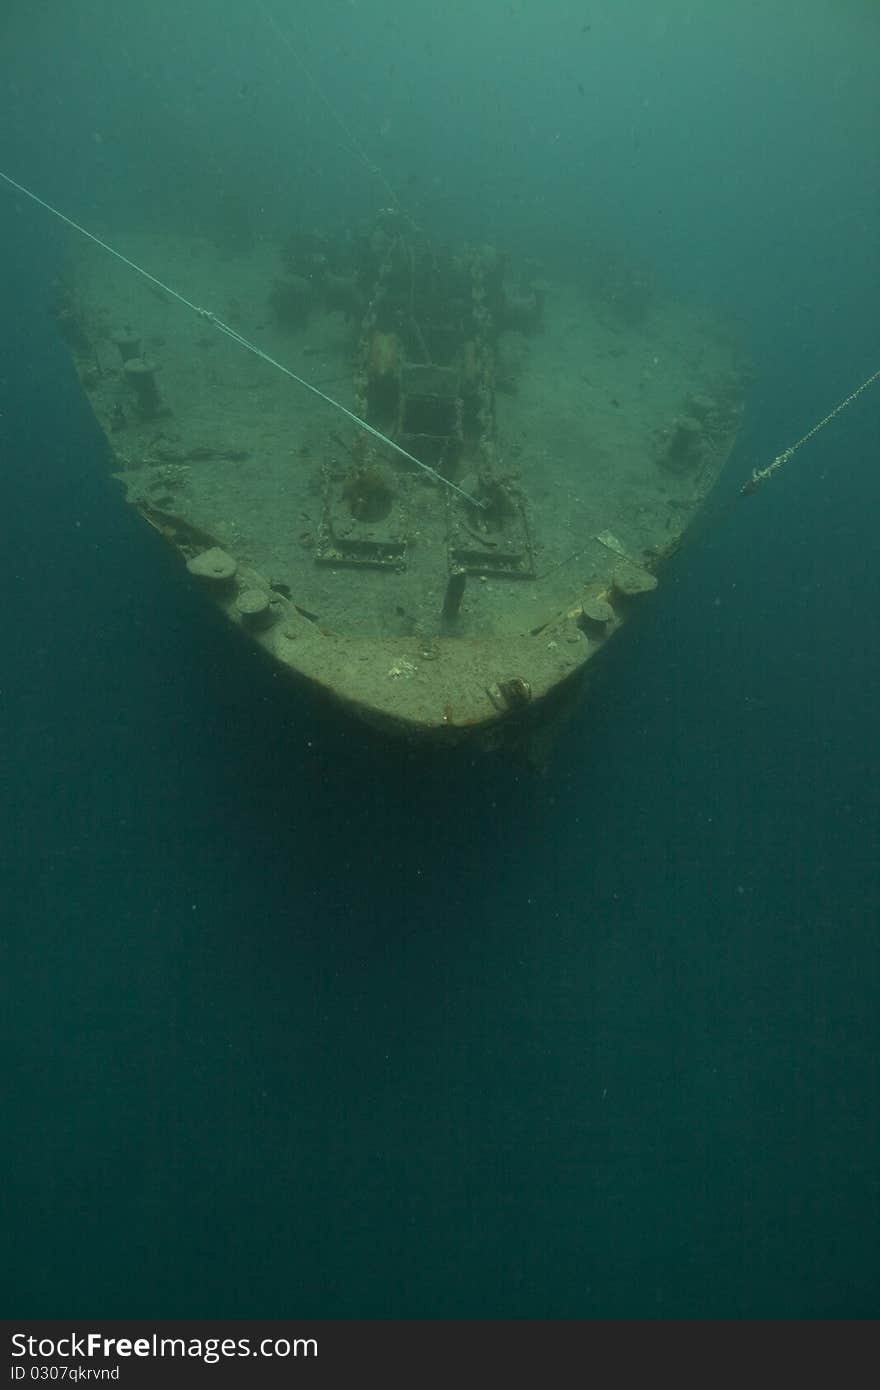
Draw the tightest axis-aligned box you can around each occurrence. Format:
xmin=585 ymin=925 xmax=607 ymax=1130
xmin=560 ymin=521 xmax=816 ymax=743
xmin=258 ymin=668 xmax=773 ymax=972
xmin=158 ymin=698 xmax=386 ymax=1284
xmin=292 ymin=211 xmax=541 ymax=583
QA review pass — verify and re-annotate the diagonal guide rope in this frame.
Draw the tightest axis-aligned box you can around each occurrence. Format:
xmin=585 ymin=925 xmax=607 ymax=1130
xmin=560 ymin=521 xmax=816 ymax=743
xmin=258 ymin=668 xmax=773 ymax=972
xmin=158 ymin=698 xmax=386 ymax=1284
xmin=741 ymin=364 xmax=880 ymax=496
xmin=0 ymin=167 xmax=483 ymax=509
